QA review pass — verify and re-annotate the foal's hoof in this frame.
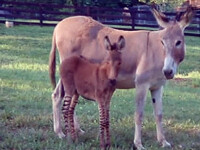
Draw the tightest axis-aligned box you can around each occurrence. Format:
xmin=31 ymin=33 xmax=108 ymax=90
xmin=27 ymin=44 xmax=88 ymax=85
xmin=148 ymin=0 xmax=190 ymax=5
xmin=105 ymin=143 xmax=111 ymax=149
xmin=67 ymin=135 xmax=73 ymax=143
xmin=100 ymin=145 xmax=110 ymax=150
xmin=72 ymin=137 xmax=78 ymax=144
xmin=162 ymin=140 xmax=171 ymax=148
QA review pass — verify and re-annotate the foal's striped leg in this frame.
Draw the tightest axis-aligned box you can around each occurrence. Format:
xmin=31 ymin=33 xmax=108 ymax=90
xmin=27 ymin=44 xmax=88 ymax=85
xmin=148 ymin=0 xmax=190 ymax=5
xmin=68 ymin=93 xmax=79 ymax=141
xmin=62 ymin=95 xmax=72 ymax=136
xmin=105 ymin=100 xmax=111 ymax=148
xmin=98 ymin=102 xmax=106 ymax=149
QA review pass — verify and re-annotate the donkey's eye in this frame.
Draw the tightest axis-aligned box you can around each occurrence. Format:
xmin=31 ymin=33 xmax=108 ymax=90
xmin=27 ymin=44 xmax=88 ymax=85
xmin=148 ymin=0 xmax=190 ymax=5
xmin=179 ymin=58 xmax=184 ymax=63
xmin=161 ymin=40 xmax=164 ymax=46
xmin=176 ymin=40 xmax=181 ymax=47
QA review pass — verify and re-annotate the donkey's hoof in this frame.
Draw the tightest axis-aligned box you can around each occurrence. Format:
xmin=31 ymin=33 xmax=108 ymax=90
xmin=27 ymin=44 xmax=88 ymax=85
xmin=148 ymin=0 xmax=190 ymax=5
xmin=162 ymin=140 xmax=171 ymax=148
xmin=58 ymin=132 xmax=66 ymax=139
xmin=77 ymin=129 xmax=85 ymax=135
xmin=134 ymin=143 xmax=145 ymax=150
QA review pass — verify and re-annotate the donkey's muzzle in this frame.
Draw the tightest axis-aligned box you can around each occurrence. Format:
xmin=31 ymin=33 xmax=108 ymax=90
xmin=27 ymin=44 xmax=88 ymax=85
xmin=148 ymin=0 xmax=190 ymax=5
xmin=163 ymin=69 xmax=174 ymax=79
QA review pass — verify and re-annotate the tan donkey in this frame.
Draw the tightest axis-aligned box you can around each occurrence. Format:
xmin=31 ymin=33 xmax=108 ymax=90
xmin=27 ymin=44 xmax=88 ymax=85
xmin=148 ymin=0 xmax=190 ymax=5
xmin=49 ymin=6 xmax=195 ymax=149
xmin=60 ymin=36 xmax=125 ymax=149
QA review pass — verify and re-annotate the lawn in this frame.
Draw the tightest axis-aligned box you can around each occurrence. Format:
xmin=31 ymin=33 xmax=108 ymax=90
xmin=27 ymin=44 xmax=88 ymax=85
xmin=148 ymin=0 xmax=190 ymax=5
xmin=0 ymin=24 xmax=200 ymax=150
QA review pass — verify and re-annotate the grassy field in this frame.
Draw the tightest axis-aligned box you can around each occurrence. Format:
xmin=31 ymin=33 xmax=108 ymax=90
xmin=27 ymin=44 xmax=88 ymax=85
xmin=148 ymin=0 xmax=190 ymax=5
xmin=0 ymin=24 xmax=200 ymax=150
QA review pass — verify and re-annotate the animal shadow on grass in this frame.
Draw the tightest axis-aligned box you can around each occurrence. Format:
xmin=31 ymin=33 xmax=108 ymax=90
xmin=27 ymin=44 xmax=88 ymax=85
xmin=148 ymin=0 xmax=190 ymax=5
xmin=68 ymin=125 xmax=134 ymax=149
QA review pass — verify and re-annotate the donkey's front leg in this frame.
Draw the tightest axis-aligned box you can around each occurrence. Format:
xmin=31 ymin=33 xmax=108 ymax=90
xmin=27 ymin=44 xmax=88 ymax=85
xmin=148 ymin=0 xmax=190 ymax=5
xmin=52 ymin=79 xmax=65 ymax=138
xmin=134 ymin=84 xmax=148 ymax=150
xmin=150 ymin=86 xmax=171 ymax=148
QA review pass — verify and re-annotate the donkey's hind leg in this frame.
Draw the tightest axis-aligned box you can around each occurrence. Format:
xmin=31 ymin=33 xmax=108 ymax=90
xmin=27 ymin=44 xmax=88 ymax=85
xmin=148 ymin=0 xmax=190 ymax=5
xmin=52 ymin=79 xmax=65 ymax=138
xmin=74 ymin=111 xmax=85 ymax=135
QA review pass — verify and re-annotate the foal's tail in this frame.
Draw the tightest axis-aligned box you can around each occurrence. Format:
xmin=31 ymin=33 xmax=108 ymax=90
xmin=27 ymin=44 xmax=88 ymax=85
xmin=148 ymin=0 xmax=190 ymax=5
xmin=49 ymin=31 xmax=57 ymax=89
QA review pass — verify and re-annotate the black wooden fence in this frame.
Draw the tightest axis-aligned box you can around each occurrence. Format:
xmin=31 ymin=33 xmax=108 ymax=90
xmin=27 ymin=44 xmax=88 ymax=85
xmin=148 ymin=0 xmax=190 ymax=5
xmin=0 ymin=1 xmax=200 ymax=36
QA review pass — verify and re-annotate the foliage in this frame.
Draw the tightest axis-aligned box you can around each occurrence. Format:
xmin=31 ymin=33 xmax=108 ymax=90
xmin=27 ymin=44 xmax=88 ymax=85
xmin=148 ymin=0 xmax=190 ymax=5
xmin=139 ymin=0 xmax=185 ymax=5
xmin=2 ymin=0 xmax=188 ymax=14
xmin=139 ymin=0 xmax=186 ymax=11
xmin=2 ymin=0 xmax=140 ymax=7
xmin=65 ymin=0 xmax=140 ymax=7
xmin=4 ymin=0 xmax=66 ymax=5
xmin=3 ymin=0 xmax=186 ymax=7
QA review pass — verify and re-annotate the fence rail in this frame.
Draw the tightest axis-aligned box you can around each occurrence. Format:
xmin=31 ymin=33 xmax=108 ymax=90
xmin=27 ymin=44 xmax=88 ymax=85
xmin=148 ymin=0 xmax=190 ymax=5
xmin=0 ymin=1 xmax=200 ymax=36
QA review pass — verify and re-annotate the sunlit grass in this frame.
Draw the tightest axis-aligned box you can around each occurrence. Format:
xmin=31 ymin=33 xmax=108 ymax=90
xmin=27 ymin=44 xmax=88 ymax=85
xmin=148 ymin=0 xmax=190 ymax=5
xmin=1 ymin=63 xmax=48 ymax=71
xmin=176 ymin=71 xmax=200 ymax=78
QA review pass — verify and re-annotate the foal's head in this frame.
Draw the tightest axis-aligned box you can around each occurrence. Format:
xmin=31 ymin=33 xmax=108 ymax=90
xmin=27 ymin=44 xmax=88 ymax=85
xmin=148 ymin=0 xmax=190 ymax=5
xmin=104 ymin=35 xmax=125 ymax=84
xmin=152 ymin=6 xmax=195 ymax=79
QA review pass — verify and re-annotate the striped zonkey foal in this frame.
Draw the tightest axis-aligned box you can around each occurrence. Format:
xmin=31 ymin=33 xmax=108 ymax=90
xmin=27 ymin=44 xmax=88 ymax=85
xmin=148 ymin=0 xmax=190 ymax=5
xmin=60 ymin=35 xmax=125 ymax=149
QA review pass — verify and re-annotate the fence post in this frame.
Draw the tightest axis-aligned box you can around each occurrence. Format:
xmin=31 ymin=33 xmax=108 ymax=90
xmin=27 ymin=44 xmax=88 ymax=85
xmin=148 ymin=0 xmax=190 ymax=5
xmin=130 ymin=8 xmax=135 ymax=30
xmin=198 ymin=13 xmax=200 ymax=34
xmin=39 ymin=4 xmax=43 ymax=26
xmin=86 ymin=6 xmax=90 ymax=16
xmin=94 ymin=7 xmax=98 ymax=20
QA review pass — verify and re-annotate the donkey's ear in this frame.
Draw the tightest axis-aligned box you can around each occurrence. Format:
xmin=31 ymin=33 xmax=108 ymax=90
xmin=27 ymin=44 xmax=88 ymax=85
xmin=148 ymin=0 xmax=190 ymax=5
xmin=151 ymin=8 xmax=169 ymax=28
xmin=104 ymin=36 xmax=112 ymax=50
xmin=177 ymin=6 xmax=195 ymax=30
xmin=117 ymin=35 xmax=125 ymax=50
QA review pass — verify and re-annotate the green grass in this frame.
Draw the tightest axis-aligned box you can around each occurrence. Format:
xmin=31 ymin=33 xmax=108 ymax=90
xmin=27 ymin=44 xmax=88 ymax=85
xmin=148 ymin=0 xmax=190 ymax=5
xmin=0 ymin=24 xmax=200 ymax=150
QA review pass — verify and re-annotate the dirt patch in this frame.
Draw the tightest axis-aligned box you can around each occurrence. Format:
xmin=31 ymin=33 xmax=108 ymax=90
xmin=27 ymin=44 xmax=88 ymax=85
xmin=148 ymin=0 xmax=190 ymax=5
xmin=173 ymin=77 xmax=191 ymax=83
xmin=173 ymin=77 xmax=200 ymax=88
xmin=172 ymin=77 xmax=192 ymax=87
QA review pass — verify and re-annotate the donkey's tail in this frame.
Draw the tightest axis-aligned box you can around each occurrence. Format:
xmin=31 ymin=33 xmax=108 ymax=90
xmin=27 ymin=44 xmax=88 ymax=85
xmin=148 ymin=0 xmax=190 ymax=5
xmin=49 ymin=31 xmax=57 ymax=89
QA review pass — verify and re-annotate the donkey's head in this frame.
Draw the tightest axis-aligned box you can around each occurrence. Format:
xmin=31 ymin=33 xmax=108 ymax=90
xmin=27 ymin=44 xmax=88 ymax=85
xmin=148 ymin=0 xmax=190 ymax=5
xmin=152 ymin=6 xmax=195 ymax=79
xmin=104 ymin=35 xmax=125 ymax=84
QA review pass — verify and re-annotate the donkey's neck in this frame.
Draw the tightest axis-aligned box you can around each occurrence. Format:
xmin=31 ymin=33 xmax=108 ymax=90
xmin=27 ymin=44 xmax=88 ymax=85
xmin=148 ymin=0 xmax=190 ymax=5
xmin=143 ymin=30 xmax=166 ymax=69
xmin=149 ymin=30 xmax=166 ymax=56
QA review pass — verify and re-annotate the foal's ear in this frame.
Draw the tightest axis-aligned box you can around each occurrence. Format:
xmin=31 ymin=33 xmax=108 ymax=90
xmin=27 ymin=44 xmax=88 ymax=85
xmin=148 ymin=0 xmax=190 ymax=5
xmin=104 ymin=36 xmax=112 ymax=50
xmin=117 ymin=35 xmax=125 ymax=50
xmin=151 ymin=7 xmax=169 ymax=28
xmin=176 ymin=6 xmax=195 ymax=30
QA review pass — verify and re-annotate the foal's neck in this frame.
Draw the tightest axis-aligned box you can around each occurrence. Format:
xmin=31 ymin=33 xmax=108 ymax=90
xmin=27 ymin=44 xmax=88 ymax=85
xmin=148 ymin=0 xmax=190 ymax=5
xmin=98 ymin=60 xmax=112 ymax=78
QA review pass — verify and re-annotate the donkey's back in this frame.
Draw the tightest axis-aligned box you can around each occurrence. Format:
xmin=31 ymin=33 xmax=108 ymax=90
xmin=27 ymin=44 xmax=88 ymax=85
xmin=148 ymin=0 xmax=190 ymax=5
xmin=49 ymin=16 xmax=148 ymax=88
xmin=54 ymin=16 xmax=108 ymax=60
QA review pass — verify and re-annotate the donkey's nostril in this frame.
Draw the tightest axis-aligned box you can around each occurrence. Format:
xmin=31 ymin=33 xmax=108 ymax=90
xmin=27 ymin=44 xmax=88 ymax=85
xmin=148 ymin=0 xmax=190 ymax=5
xmin=109 ymin=79 xmax=116 ymax=86
xmin=164 ymin=69 xmax=173 ymax=79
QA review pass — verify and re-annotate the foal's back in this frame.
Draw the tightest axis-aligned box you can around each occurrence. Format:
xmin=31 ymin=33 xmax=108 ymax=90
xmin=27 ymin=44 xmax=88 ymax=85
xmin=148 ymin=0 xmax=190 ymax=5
xmin=60 ymin=55 xmax=100 ymax=100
